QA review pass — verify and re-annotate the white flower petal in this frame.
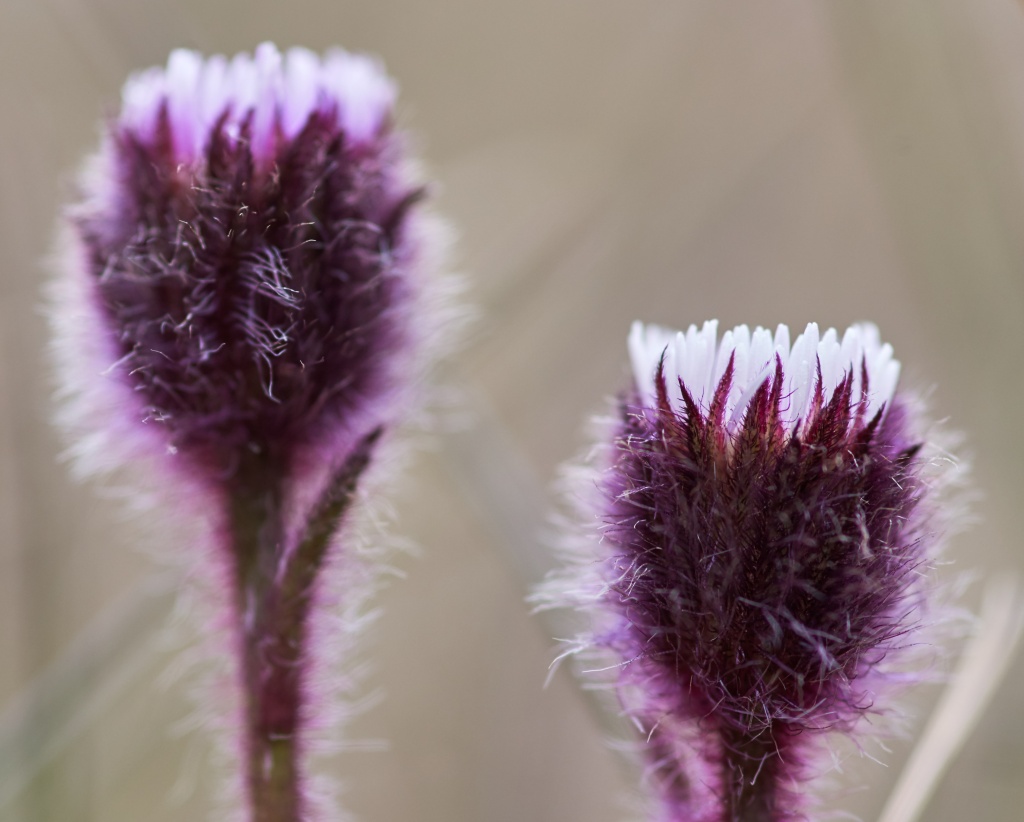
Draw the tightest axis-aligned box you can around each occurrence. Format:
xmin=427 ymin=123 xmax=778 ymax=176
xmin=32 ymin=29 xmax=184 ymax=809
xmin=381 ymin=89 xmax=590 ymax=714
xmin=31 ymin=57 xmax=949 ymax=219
xmin=627 ymin=319 xmax=901 ymax=434
xmin=197 ymin=55 xmax=229 ymax=138
xmin=117 ymin=43 xmax=397 ymax=162
xmin=166 ymin=49 xmax=204 ymax=158
xmin=817 ymin=327 xmax=842 ymax=404
xmin=250 ymin=43 xmax=283 ymax=156
xmin=226 ymin=52 xmax=257 ymax=123
xmin=322 ymin=50 xmax=396 ymax=144
xmin=786 ymin=323 xmax=819 ymax=430
xmin=121 ymin=67 xmax=166 ymax=139
xmin=282 ymin=47 xmax=321 ymax=137
xmin=731 ymin=326 xmax=775 ymax=425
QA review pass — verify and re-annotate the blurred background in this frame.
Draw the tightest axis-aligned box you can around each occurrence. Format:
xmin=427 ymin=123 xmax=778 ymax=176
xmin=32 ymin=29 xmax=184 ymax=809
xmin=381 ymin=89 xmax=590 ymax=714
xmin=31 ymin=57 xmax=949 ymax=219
xmin=2 ymin=1 xmax=1023 ymax=820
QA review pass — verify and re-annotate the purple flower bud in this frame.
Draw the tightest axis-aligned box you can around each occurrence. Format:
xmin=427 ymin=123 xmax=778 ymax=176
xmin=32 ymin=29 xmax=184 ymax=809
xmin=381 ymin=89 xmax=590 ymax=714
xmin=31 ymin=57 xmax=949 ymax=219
xmin=542 ymin=321 xmax=946 ymax=822
xmin=52 ymin=43 xmax=452 ymax=821
xmin=62 ymin=42 xmax=429 ymax=476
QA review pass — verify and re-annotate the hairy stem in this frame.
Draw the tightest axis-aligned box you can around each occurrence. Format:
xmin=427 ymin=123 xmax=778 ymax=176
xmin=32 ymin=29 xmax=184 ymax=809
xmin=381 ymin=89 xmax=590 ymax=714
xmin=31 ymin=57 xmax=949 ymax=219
xmin=230 ymin=454 xmax=300 ymax=822
xmin=719 ymin=729 xmax=787 ymax=822
xmin=229 ymin=428 xmax=381 ymax=822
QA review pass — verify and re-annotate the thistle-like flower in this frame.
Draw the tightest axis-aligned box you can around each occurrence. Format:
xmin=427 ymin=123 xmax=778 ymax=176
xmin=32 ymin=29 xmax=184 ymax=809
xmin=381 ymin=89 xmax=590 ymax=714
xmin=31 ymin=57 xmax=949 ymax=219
xmin=541 ymin=321 xmax=946 ymax=822
xmin=52 ymin=43 xmax=450 ymax=821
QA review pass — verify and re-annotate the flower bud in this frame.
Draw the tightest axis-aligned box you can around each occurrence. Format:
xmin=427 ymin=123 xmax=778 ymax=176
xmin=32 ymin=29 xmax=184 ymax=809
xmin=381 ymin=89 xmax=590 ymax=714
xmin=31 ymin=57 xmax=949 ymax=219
xmin=60 ymin=42 xmax=428 ymax=477
xmin=544 ymin=321 xmax=944 ymax=821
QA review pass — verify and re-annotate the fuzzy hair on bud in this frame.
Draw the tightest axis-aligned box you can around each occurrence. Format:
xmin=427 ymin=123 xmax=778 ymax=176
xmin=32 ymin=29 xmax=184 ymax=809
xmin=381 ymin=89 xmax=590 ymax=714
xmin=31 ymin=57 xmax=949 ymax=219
xmin=539 ymin=321 xmax=955 ymax=822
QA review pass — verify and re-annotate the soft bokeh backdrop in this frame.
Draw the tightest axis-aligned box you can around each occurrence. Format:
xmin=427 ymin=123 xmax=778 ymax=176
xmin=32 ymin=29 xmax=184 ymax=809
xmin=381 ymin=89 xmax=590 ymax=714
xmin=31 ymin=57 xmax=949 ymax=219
xmin=2 ymin=1 xmax=1023 ymax=820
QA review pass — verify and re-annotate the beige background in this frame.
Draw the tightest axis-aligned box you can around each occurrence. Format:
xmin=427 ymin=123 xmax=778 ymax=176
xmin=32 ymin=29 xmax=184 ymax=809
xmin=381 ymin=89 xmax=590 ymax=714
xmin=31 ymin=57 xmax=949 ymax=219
xmin=2 ymin=1 xmax=1024 ymax=820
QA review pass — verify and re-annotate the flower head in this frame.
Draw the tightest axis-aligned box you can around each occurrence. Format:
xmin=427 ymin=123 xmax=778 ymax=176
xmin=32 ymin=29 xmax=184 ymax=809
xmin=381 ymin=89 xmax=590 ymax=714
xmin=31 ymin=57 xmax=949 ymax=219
xmin=63 ymin=42 xmax=428 ymax=476
xmin=543 ymin=320 xmax=943 ymax=821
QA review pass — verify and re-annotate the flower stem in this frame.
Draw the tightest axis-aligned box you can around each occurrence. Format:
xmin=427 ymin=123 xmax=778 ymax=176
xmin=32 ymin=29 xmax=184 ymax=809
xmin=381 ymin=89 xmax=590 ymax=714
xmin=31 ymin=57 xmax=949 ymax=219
xmin=719 ymin=729 xmax=784 ymax=822
xmin=229 ymin=429 xmax=382 ymax=821
xmin=230 ymin=455 xmax=303 ymax=822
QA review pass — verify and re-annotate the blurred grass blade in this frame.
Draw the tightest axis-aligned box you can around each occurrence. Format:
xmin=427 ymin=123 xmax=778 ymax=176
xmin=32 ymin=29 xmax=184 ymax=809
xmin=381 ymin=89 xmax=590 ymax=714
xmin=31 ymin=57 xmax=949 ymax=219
xmin=0 ymin=573 xmax=177 ymax=808
xmin=877 ymin=575 xmax=1024 ymax=822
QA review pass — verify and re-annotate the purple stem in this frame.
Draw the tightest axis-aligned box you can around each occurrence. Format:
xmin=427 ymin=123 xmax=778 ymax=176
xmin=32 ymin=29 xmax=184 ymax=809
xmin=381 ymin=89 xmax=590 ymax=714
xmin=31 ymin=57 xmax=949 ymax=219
xmin=717 ymin=728 xmax=790 ymax=822
xmin=647 ymin=723 xmax=788 ymax=822
xmin=228 ymin=428 xmax=382 ymax=822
